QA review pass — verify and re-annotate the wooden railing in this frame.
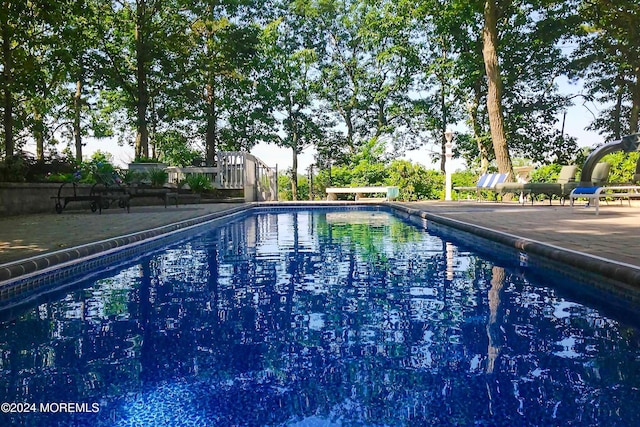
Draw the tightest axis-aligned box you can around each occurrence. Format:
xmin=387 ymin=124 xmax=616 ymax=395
xmin=165 ymin=152 xmax=278 ymax=202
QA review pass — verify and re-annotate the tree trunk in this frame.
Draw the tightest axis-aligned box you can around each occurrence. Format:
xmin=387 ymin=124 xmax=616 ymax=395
xmin=74 ymin=77 xmax=83 ymax=162
xmin=375 ymin=100 xmax=386 ymax=138
xmin=291 ymin=146 xmax=298 ymax=201
xmin=134 ymin=0 xmax=149 ymax=159
xmin=205 ymin=82 xmax=217 ymax=166
xmin=482 ymin=0 xmax=513 ymax=179
xmin=440 ymin=77 xmax=447 ymax=173
xmin=2 ymin=17 xmax=14 ymax=158
xmin=613 ymin=86 xmax=623 ymax=140
xmin=34 ymin=108 xmax=44 ymax=160
xmin=630 ymin=66 xmax=640 ymax=134
xmin=438 ymin=43 xmax=448 ymax=174
xmin=342 ymin=107 xmax=355 ymax=152
xmin=470 ymin=80 xmax=490 ymax=173
xmin=486 ymin=266 xmax=505 ymax=374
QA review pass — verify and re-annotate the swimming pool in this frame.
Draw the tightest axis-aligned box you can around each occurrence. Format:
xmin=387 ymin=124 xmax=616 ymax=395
xmin=1 ymin=207 xmax=640 ymax=426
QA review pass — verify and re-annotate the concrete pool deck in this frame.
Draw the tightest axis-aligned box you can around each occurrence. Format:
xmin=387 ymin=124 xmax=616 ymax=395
xmin=1 ymin=200 xmax=639 ymax=285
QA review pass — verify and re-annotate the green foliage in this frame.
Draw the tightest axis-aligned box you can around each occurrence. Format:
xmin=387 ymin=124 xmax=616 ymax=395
xmin=351 ymin=162 xmax=387 ymax=186
xmin=278 ymin=172 xmax=309 ymax=200
xmin=132 ymin=157 xmax=160 ymax=164
xmin=277 ymin=174 xmax=291 ymax=201
xmin=147 ymin=168 xmax=168 ymax=187
xmin=182 ymin=174 xmax=212 ymax=193
xmin=452 ymin=170 xmax=477 ymax=188
xmin=385 ymin=160 xmax=442 ymax=201
xmin=123 ymin=170 xmax=148 ymax=185
xmin=77 ymin=151 xmax=118 ymax=184
xmin=154 ymin=130 xmax=201 ymax=167
xmin=0 ymin=155 xmax=30 ymax=182
xmin=573 ymin=0 xmax=640 ymax=140
xmin=280 ymin=159 xmax=450 ymax=201
xmin=45 ymin=173 xmax=76 ymax=183
xmin=2 ymin=0 xmax=637 ymax=176
xmin=448 ymin=170 xmax=481 ymax=201
xmin=325 ymin=165 xmax=354 ymax=188
xmin=601 ymin=151 xmax=639 ymax=183
xmin=530 ymin=163 xmax=563 ymax=183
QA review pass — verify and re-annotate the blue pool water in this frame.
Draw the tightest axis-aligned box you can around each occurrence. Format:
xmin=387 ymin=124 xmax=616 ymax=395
xmin=1 ymin=208 xmax=640 ymax=426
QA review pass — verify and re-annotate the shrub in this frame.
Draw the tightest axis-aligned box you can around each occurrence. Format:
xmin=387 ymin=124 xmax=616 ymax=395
xmin=0 ymin=154 xmax=31 ymax=182
xmin=386 ymin=160 xmax=442 ymax=201
xmin=601 ymin=151 xmax=639 ymax=183
xmin=123 ymin=170 xmax=149 ymax=184
xmin=147 ymin=168 xmax=168 ymax=187
xmin=45 ymin=172 xmax=76 ymax=182
xmin=451 ymin=170 xmax=478 ymax=200
xmin=530 ymin=164 xmax=562 ymax=183
xmin=351 ymin=161 xmax=387 ymax=186
xmin=78 ymin=151 xmax=118 ymax=183
xmin=133 ymin=156 xmax=160 ymax=163
xmin=27 ymin=158 xmax=76 ymax=182
xmin=277 ymin=171 xmax=309 ymax=200
xmin=182 ymin=174 xmax=212 ymax=193
xmin=278 ymin=173 xmax=291 ymax=200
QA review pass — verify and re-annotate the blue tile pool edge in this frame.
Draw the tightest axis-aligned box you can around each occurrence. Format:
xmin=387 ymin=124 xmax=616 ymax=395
xmin=0 ymin=204 xmax=252 ymax=291
xmin=388 ymin=203 xmax=640 ymax=302
xmin=0 ymin=203 xmax=387 ymax=307
xmin=2 ymin=201 xmax=639 ymax=310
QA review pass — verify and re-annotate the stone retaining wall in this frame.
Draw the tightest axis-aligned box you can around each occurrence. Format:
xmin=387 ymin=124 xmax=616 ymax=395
xmin=0 ymin=182 xmax=216 ymax=217
xmin=0 ymin=182 xmax=92 ymax=216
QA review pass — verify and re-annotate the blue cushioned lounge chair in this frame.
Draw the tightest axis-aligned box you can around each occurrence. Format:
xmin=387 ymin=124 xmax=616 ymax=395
xmin=454 ymin=173 xmax=509 ymax=201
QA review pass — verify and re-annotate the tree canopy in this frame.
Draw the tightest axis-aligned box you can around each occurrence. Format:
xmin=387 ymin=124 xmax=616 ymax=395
xmin=1 ymin=0 xmax=638 ymax=194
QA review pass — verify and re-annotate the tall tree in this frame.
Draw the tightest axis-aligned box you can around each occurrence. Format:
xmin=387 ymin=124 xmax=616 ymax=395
xmin=296 ymin=0 xmax=418 ymax=166
xmin=482 ymin=0 xmax=512 ymax=177
xmin=573 ymin=0 xmax=640 ymax=140
xmin=22 ymin=0 xmax=80 ymax=161
xmin=95 ymin=0 xmax=186 ymax=159
xmin=261 ymin=12 xmax=323 ymax=200
xmin=182 ymin=0 xmax=260 ymax=165
xmin=407 ymin=0 xmax=468 ymax=172
xmin=451 ymin=0 xmax=578 ymax=167
xmin=61 ymin=0 xmax=110 ymax=162
xmin=0 ymin=0 xmax=44 ymax=158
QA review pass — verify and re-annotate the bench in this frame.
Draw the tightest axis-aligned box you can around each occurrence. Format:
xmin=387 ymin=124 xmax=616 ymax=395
xmin=52 ymin=182 xmax=130 ymax=214
xmin=326 ymin=186 xmax=399 ymax=201
xmin=569 ymin=185 xmax=640 ymax=215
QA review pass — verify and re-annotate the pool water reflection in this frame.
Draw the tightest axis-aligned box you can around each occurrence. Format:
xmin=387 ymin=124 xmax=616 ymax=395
xmin=1 ymin=209 xmax=640 ymax=426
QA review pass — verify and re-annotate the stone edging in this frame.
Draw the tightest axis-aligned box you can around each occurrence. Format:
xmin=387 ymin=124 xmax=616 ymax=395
xmin=387 ymin=203 xmax=640 ymax=288
xmin=3 ymin=200 xmax=639 ymax=292
xmin=0 ymin=204 xmax=251 ymax=284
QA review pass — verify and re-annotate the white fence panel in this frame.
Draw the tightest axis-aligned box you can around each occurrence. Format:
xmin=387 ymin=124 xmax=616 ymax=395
xmin=164 ymin=152 xmax=277 ymax=201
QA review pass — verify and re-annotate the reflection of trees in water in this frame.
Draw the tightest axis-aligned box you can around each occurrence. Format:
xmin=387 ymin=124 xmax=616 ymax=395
xmin=0 ymin=211 xmax=639 ymax=425
xmin=486 ymin=266 xmax=505 ymax=375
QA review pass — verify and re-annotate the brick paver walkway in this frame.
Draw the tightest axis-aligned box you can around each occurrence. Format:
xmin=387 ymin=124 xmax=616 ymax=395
xmin=0 ymin=204 xmax=237 ymax=265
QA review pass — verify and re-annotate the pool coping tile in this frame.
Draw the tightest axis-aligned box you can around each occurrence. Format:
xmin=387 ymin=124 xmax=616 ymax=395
xmin=2 ymin=201 xmax=639 ymax=305
xmin=388 ymin=203 xmax=640 ymax=289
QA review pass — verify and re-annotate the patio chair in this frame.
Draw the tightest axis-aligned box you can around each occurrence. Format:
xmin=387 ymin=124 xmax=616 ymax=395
xmin=495 ymin=165 xmax=578 ymax=205
xmin=500 ymin=163 xmax=611 ymax=205
xmin=569 ymin=162 xmax=639 ymax=215
xmin=453 ymin=173 xmax=509 ymax=201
